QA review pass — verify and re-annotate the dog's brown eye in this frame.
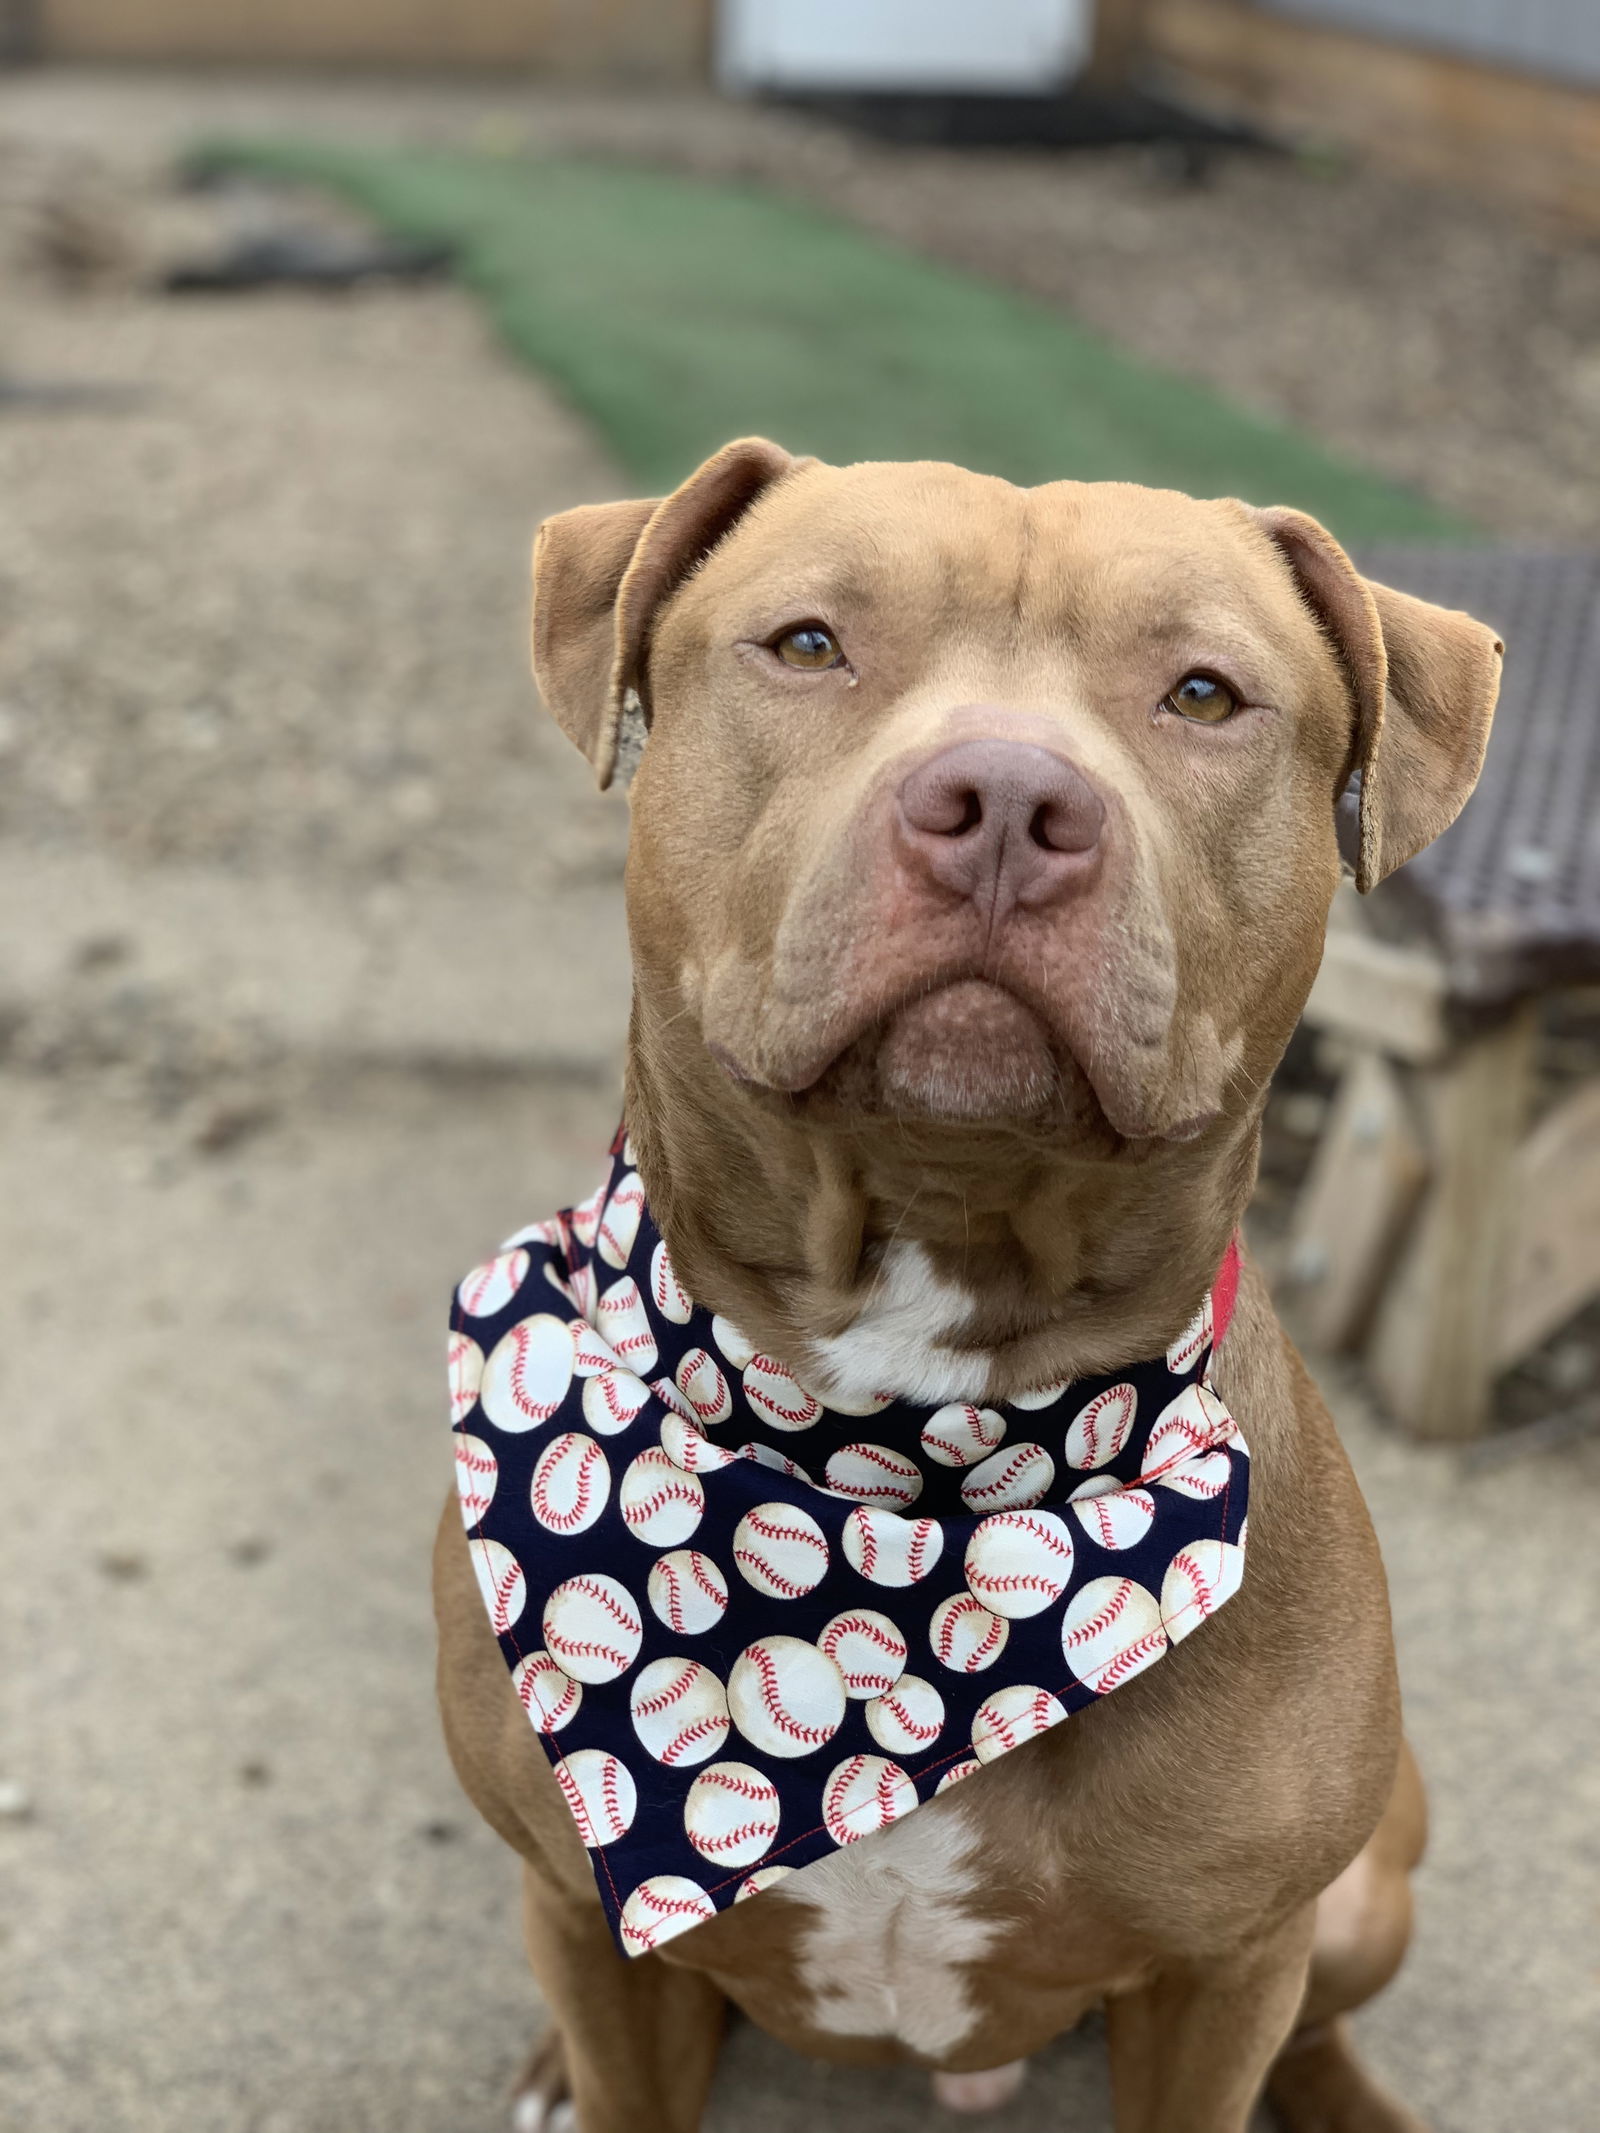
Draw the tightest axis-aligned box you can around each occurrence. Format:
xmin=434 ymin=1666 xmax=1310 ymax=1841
xmin=773 ymin=624 xmax=842 ymax=671
xmin=1163 ymin=673 xmax=1237 ymax=724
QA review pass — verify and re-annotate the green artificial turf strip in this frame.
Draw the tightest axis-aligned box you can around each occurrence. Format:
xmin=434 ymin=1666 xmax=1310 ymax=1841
xmin=193 ymin=139 xmax=1464 ymax=541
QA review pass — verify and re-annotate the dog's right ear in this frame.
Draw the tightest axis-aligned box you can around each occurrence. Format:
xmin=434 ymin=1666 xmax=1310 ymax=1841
xmin=531 ymin=437 xmax=801 ymax=789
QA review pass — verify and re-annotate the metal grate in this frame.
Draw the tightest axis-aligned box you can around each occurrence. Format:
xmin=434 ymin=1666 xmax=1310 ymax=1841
xmin=1357 ymin=547 xmax=1600 ymax=1005
xmin=1261 ymin=0 xmax=1600 ymax=89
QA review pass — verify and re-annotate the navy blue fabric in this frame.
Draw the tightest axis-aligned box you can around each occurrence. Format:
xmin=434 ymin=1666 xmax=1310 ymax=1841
xmin=447 ymin=1129 xmax=1250 ymax=1958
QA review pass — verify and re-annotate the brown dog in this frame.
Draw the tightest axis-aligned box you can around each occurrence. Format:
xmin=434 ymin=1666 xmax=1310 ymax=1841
xmin=434 ymin=441 xmax=1501 ymax=2133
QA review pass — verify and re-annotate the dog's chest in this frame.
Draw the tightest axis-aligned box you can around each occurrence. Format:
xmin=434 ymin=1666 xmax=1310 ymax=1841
xmin=779 ymin=1796 xmax=1008 ymax=2054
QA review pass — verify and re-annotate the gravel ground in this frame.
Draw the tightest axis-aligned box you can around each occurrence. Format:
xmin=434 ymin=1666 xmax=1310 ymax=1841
xmin=1 ymin=67 xmax=1597 ymax=2133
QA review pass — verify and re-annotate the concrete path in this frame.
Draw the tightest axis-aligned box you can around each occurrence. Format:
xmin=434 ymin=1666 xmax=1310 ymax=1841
xmin=1 ymin=69 xmax=1595 ymax=2133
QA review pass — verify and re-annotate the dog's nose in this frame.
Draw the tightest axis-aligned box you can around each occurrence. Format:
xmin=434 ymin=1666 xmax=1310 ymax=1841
xmin=897 ymin=739 xmax=1105 ymax=914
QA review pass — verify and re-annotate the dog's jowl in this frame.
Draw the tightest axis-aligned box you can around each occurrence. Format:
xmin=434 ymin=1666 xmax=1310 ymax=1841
xmin=434 ymin=442 xmax=1500 ymax=2133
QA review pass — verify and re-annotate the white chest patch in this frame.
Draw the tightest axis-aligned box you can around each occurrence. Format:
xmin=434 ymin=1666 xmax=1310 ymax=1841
xmin=782 ymin=1799 xmax=1001 ymax=2056
xmin=809 ymin=1241 xmax=989 ymax=1408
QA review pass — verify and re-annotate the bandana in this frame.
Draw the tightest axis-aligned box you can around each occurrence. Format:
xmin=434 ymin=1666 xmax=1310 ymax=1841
xmin=447 ymin=1129 xmax=1249 ymax=1959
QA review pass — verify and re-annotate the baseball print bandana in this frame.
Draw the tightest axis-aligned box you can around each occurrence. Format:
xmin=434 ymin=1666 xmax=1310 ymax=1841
xmin=447 ymin=1128 xmax=1249 ymax=1960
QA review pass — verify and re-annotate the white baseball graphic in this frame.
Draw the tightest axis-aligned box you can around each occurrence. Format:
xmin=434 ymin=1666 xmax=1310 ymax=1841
xmin=742 ymin=1440 xmax=813 ymax=1485
xmin=659 ymin=1412 xmax=738 ymax=1476
xmin=619 ymin=1447 xmax=705 ymax=1546
xmin=728 ymin=1636 xmax=846 ymax=1759
xmin=568 ymin=1180 xmax=607 ymax=1250
xmin=630 ymin=1657 xmax=731 ymax=1767
xmin=683 ymin=1761 xmax=782 ymax=1867
xmin=676 ymin=1348 xmax=732 ymax=1427
xmin=453 ymin=1432 xmax=498 ymax=1527
xmin=619 ymin=1876 xmax=715 ymax=1956
xmin=481 ymin=1316 xmax=574 ymax=1433
xmin=501 ymin=1214 xmax=563 ymax=1252
xmin=960 ymin=1440 xmax=1055 ymax=1513
xmin=822 ymin=1754 xmax=916 ymax=1846
xmin=817 ymin=1384 xmax=894 ymax=1417
xmin=542 ymin=1573 xmax=643 ymax=1684
xmin=866 ymin=1673 xmax=946 ymax=1755
xmin=819 ymin=1609 xmax=908 ymax=1699
xmin=455 ymin=1249 xmax=529 ymax=1319
xmin=841 ymin=1507 xmax=943 ymax=1588
xmin=582 ymin=1366 xmax=651 ymax=1436
xmin=511 ymin=1650 xmax=581 ymax=1733
xmin=1061 ymin=1575 xmax=1167 ymax=1694
xmin=572 ymin=1318 xmax=621 ymax=1377
xmin=596 ymin=1276 xmax=658 ymax=1377
xmin=1010 ymin=1374 xmax=1071 ymax=1412
xmin=743 ymin=1355 xmax=823 ymax=1433
xmin=648 ymin=1549 xmax=730 ymax=1637
xmin=711 ymin=1314 xmax=756 ymax=1369
xmin=1143 ymin=1382 xmax=1235 ymax=1498
xmin=554 ymin=1748 xmax=637 ymax=1847
xmin=936 ymin=1758 xmax=980 ymax=1792
xmin=651 ymin=1239 xmax=694 ymax=1325
xmin=530 ymin=1431 xmax=610 ymax=1536
xmin=963 ymin=1510 xmax=1074 ymax=1619
xmin=733 ymin=1503 xmax=829 ymax=1598
xmin=1069 ymin=1475 xmax=1156 ymax=1552
xmin=971 ymin=1684 xmax=1068 ymax=1763
xmin=447 ymin=1330 xmax=484 ymax=1423
xmin=824 ymin=1441 xmax=923 ymax=1509
xmin=650 ymin=1372 xmax=696 ymax=1421
xmin=1063 ymin=1381 xmax=1138 ymax=1471
xmin=735 ymin=1864 xmax=794 ymax=1902
xmin=920 ymin=1402 xmax=1005 ymax=1468
xmin=1160 ymin=1539 xmax=1245 ymax=1642
xmin=597 ymin=1171 xmax=647 ymax=1269
xmin=930 ymin=1592 xmax=1010 ymax=1674
xmin=471 ymin=1537 xmax=525 ymax=1633
xmin=1166 ymin=1292 xmax=1213 ymax=1374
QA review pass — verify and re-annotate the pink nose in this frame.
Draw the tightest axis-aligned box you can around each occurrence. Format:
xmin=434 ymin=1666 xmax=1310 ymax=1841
xmin=897 ymin=739 xmax=1104 ymax=914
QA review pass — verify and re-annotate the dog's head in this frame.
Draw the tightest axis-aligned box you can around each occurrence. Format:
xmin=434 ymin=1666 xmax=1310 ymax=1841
xmin=532 ymin=441 xmax=1500 ymax=1393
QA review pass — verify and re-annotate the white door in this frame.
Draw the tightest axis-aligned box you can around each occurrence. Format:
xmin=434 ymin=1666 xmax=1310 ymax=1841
xmin=718 ymin=0 xmax=1093 ymax=94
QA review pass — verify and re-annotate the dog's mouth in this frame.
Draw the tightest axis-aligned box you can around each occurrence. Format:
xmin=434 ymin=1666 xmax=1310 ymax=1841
xmin=732 ymin=977 xmax=1112 ymax=1134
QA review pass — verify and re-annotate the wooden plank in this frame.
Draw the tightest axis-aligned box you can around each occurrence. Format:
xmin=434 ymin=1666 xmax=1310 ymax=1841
xmin=1301 ymin=927 xmax=1451 ymax=1065
xmin=1367 ymin=1004 xmax=1537 ymax=1439
xmin=1496 ymin=1081 xmax=1600 ymax=1368
xmin=1284 ymin=1049 xmax=1428 ymax=1352
xmin=1144 ymin=0 xmax=1600 ymax=236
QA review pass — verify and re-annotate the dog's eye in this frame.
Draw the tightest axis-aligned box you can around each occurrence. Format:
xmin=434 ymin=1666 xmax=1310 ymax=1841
xmin=1162 ymin=673 xmax=1238 ymax=724
xmin=773 ymin=624 xmax=843 ymax=671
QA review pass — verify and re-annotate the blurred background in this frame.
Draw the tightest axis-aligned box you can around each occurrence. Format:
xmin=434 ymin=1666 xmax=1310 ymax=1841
xmin=2 ymin=5 xmax=1597 ymax=2130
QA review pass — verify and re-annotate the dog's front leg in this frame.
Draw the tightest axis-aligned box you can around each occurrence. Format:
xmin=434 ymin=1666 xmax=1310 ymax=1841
xmin=517 ymin=1864 xmax=725 ymax=2133
xmin=1104 ymin=1904 xmax=1315 ymax=2133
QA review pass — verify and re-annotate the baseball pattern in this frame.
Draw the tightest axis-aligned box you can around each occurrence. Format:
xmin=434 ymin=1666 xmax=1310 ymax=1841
xmin=449 ymin=1133 xmax=1248 ymax=1958
xmin=630 ymin=1657 xmax=730 ymax=1766
xmin=819 ymin=1608 xmax=909 ymax=1698
xmin=683 ymin=1761 xmax=782 ymax=1866
xmin=555 ymin=1749 xmax=637 ymax=1847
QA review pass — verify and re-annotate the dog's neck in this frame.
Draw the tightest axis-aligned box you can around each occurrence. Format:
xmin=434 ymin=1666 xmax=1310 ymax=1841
xmin=624 ymin=1032 xmax=1261 ymax=1406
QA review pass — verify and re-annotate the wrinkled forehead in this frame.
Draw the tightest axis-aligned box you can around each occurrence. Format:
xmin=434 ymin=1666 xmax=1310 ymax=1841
xmin=687 ymin=461 xmax=1311 ymax=660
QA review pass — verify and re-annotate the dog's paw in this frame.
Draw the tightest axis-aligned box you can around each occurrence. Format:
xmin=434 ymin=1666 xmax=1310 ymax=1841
xmin=931 ymin=2060 xmax=1028 ymax=2113
xmin=510 ymin=2026 xmax=573 ymax=2133
xmin=511 ymin=2102 xmax=574 ymax=2133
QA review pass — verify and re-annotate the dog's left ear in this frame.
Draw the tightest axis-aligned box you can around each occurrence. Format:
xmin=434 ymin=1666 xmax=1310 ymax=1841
xmin=532 ymin=436 xmax=802 ymax=789
xmin=1248 ymin=506 xmax=1504 ymax=891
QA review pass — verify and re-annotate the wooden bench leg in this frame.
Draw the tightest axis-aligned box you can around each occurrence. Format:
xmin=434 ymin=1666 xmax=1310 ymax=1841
xmin=1285 ymin=1047 xmax=1428 ymax=1353
xmin=1366 ymin=1004 xmax=1538 ymax=1440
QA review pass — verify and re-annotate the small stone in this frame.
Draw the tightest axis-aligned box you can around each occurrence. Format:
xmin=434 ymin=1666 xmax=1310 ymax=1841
xmin=238 ymin=1760 xmax=272 ymax=1788
xmin=229 ymin=1535 xmax=272 ymax=1567
xmin=97 ymin=1548 xmax=149 ymax=1582
xmin=420 ymin=1818 xmax=459 ymax=1844
xmin=0 ymin=1779 xmax=34 ymax=1820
